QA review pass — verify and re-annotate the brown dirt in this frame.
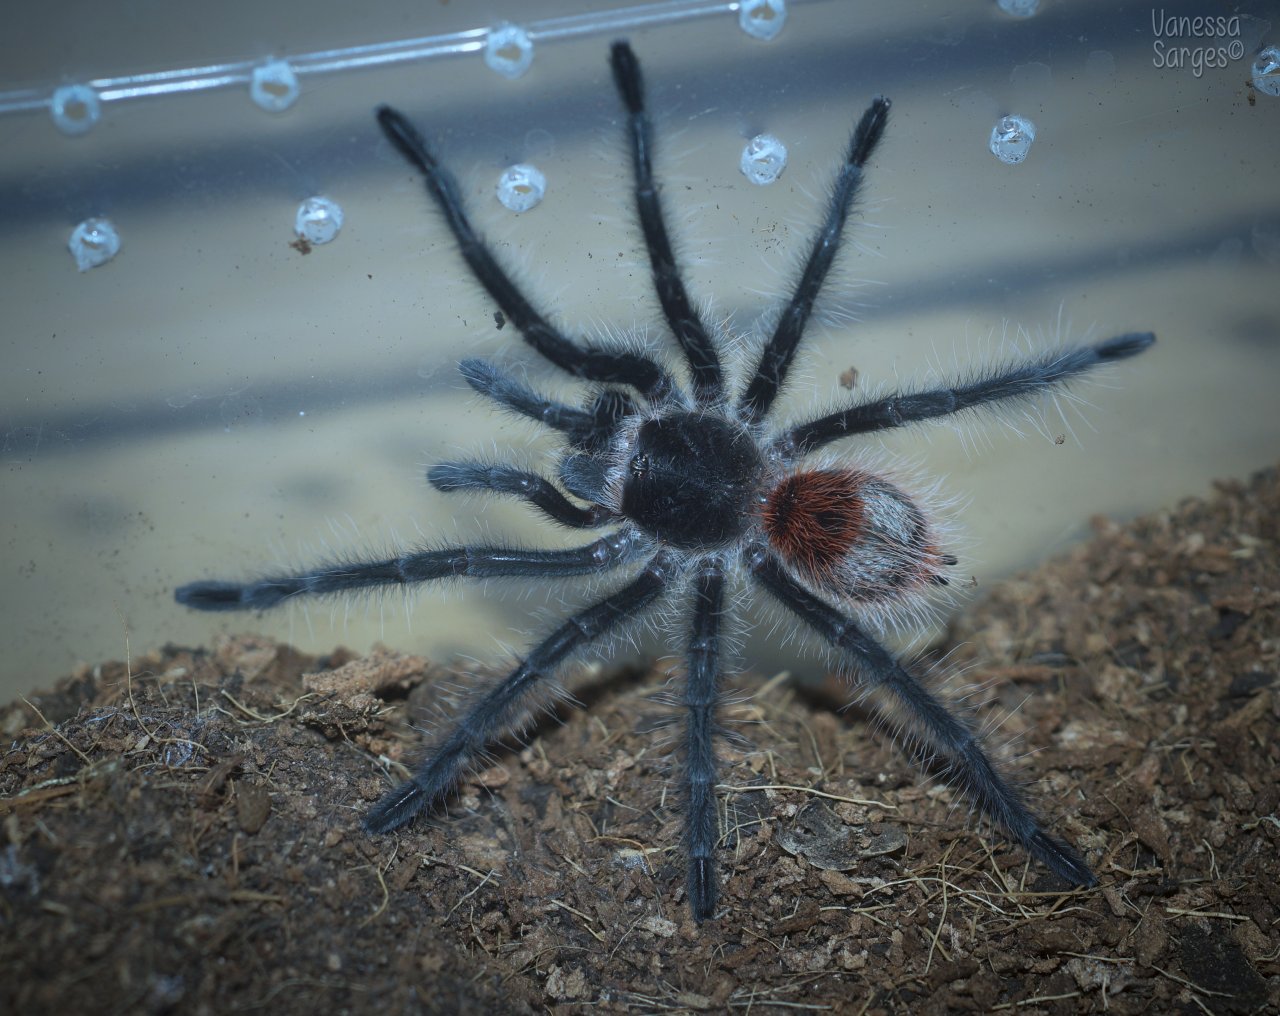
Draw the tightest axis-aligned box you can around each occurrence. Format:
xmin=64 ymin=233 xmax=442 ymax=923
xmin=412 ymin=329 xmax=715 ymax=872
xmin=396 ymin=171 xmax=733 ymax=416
xmin=3 ymin=468 xmax=1277 ymax=1015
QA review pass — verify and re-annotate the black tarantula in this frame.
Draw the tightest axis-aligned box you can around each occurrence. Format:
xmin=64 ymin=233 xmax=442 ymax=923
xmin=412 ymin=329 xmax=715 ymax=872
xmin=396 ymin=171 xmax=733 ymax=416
xmin=177 ymin=41 xmax=1154 ymax=921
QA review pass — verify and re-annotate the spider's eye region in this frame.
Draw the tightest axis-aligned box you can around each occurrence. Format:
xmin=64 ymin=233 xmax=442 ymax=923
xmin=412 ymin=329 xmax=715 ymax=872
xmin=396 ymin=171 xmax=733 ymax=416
xmin=763 ymin=469 xmax=944 ymax=604
xmin=620 ymin=413 xmax=762 ymax=549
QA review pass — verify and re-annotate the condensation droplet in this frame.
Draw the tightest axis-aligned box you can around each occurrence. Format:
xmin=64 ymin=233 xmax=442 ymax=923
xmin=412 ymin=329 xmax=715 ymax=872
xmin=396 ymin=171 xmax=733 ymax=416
xmin=68 ymin=217 xmax=121 ymax=271
xmin=523 ymin=128 xmax=555 ymax=159
xmin=997 ymin=0 xmax=1039 ymax=17
xmin=1010 ymin=61 xmax=1053 ymax=98
xmin=496 ymin=164 xmax=546 ymax=212
xmin=739 ymin=0 xmax=787 ymax=41
xmin=50 ymin=84 xmax=101 ymax=136
xmin=1252 ymin=46 xmax=1280 ymax=98
xmin=740 ymin=134 xmax=788 ymax=185
xmin=1085 ymin=50 xmax=1116 ymax=82
xmin=251 ymin=59 xmax=300 ymax=112
xmin=989 ymin=115 xmax=1036 ymax=165
xmin=295 ymin=196 xmax=344 ymax=245
xmin=485 ymin=24 xmax=533 ymax=79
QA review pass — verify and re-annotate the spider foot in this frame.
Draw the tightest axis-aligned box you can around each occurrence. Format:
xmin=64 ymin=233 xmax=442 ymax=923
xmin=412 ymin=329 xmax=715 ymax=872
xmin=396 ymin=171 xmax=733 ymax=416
xmin=1027 ymin=829 xmax=1097 ymax=888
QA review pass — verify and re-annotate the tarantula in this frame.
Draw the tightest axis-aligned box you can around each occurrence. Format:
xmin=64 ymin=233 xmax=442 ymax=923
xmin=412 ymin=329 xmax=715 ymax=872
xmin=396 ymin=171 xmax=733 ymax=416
xmin=177 ymin=41 xmax=1153 ymax=921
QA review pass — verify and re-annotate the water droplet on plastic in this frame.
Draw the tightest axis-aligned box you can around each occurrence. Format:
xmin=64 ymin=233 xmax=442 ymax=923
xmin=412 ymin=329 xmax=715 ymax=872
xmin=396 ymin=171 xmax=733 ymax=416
xmin=1085 ymin=50 xmax=1116 ymax=82
xmin=295 ymin=196 xmax=344 ymax=245
xmin=50 ymin=84 xmax=101 ymax=136
xmin=251 ymin=60 xmax=299 ymax=112
xmin=739 ymin=0 xmax=787 ymax=41
xmin=997 ymin=0 xmax=1039 ymax=17
xmin=1252 ymin=46 xmax=1280 ymax=98
xmin=989 ymin=115 xmax=1036 ymax=165
xmin=485 ymin=24 xmax=533 ymax=79
xmin=68 ymin=217 xmax=121 ymax=271
xmin=523 ymin=128 xmax=555 ymax=159
xmin=496 ymin=164 xmax=546 ymax=212
xmin=740 ymin=134 xmax=788 ymax=185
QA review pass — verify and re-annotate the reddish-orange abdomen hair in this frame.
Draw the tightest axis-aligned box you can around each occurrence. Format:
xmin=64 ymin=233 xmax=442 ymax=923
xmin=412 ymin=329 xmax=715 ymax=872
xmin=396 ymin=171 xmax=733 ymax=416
xmin=761 ymin=469 xmax=870 ymax=583
xmin=762 ymin=468 xmax=948 ymax=608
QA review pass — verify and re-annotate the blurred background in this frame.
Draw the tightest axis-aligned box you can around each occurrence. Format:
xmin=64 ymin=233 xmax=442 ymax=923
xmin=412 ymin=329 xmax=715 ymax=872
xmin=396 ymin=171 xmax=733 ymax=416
xmin=2 ymin=0 xmax=1277 ymax=702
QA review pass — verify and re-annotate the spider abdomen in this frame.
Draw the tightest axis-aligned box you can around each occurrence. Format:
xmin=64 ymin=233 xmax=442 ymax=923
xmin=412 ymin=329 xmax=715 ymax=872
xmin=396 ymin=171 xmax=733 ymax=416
xmin=762 ymin=469 xmax=946 ymax=605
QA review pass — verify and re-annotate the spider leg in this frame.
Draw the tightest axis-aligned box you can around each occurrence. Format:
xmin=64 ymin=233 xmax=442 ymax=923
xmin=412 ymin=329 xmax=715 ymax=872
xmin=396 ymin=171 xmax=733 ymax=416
xmin=750 ymin=547 xmax=1096 ymax=887
xmin=577 ymin=390 xmax=640 ymax=453
xmin=458 ymin=358 xmax=594 ymax=433
xmin=609 ymin=42 xmax=724 ymax=405
xmin=782 ymin=332 xmax=1156 ymax=456
xmin=175 ymin=528 xmax=646 ymax=612
xmin=681 ymin=557 xmax=728 ymax=921
xmin=459 ymin=358 xmax=636 ymax=452
xmin=377 ymin=107 xmax=674 ymax=399
xmin=365 ymin=551 xmax=676 ymax=833
xmin=428 ymin=461 xmax=612 ymax=528
xmin=739 ymin=97 xmax=891 ymax=425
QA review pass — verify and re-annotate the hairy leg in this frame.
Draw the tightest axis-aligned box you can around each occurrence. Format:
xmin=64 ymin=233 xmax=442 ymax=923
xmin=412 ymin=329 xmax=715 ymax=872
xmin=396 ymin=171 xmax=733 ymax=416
xmin=739 ymin=97 xmax=891 ymax=424
xmin=609 ymin=42 xmax=724 ymax=404
xmin=751 ymin=547 xmax=1095 ymax=886
xmin=680 ymin=557 xmax=728 ymax=920
xmin=378 ymin=107 xmax=673 ymax=398
xmin=428 ymin=461 xmax=612 ymax=528
xmin=175 ymin=529 xmax=646 ymax=611
xmin=365 ymin=552 xmax=676 ymax=833
xmin=782 ymin=332 xmax=1155 ymax=456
